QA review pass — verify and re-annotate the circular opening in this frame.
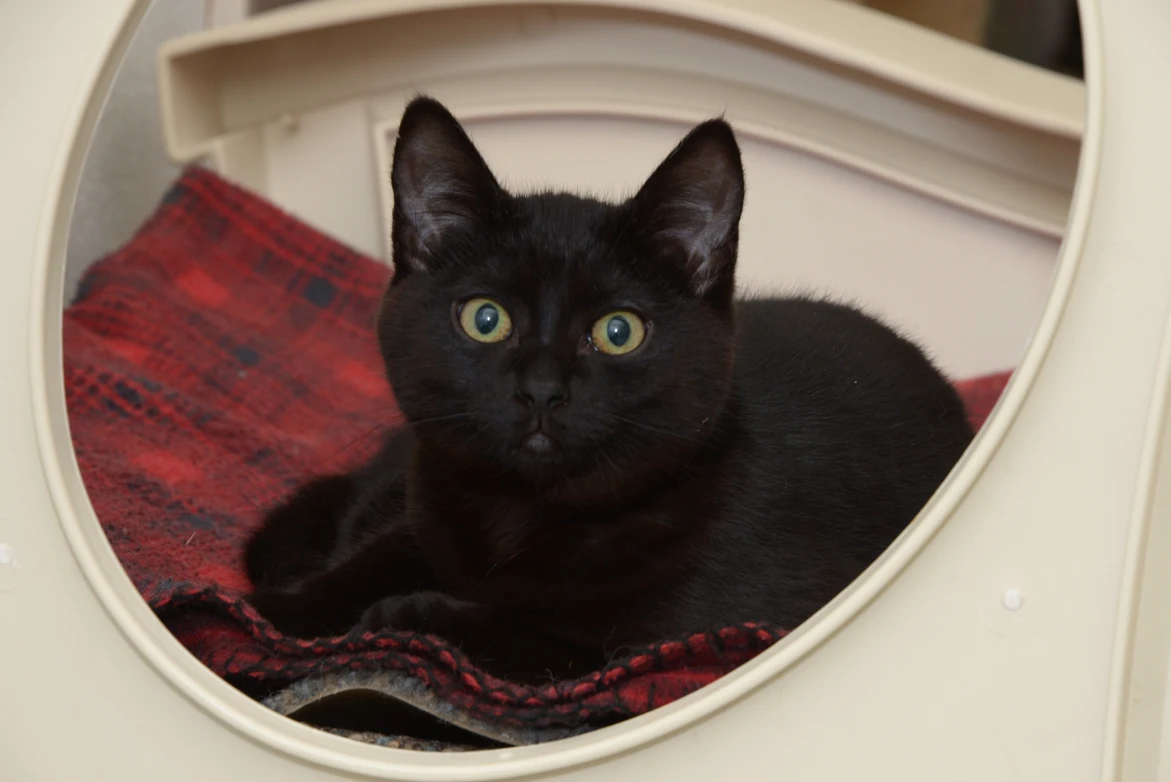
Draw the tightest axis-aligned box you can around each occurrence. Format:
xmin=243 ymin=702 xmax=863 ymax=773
xmin=32 ymin=0 xmax=1099 ymax=777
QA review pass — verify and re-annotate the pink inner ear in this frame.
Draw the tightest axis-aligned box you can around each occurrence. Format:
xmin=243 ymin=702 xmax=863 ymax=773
xmin=631 ymin=120 xmax=745 ymax=293
xmin=390 ymin=97 xmax=503 ymax=270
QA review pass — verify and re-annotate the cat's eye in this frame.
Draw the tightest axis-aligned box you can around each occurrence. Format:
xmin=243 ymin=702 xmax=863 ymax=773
xmin=590 ymin=311 xmax=647 ymax=355
xmin=458 ymin=298 xmax=513 ymax=343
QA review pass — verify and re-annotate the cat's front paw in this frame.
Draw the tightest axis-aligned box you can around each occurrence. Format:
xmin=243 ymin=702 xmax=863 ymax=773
xmin=352 ymin=591 xmax=477 ymax=638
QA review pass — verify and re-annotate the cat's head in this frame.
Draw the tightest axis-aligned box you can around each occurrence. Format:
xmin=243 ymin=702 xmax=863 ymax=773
xmin=377 ymin=96 xmax=745 ymax=500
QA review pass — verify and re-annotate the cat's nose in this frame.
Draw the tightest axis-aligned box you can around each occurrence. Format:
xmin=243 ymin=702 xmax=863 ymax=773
xmin=515 ymin=377 xmax=570 ymax=411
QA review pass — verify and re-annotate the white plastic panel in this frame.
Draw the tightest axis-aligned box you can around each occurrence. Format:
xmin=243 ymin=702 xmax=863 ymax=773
xmin=167 ymin=2 xmax=1084 ymax=379
xmin=262 ymin=105 xmax=1058 ymax=378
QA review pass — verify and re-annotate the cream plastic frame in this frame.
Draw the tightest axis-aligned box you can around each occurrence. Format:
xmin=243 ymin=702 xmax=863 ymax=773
xmin=170 ymin=0 xmax=1083 ymax=382
xmin=8 ymin=0 xmax=1171 ymax=780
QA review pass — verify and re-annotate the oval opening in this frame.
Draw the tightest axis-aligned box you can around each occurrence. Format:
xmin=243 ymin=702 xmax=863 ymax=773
xmin=34 ymin=0 xmax=1098 ymax=777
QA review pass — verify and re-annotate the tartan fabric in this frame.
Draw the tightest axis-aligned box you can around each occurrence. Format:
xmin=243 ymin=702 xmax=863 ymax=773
xmin=63 ymin=166 xmax=1011 ymax=735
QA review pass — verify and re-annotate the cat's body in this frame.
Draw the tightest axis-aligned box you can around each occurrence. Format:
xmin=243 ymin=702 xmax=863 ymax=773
xmin=246 ymin=97 xmax=972 ymax=681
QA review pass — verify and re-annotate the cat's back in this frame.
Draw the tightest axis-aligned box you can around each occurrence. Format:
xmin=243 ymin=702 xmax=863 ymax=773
xmin=727 ymin=294 xmax=972 ymax=543
xmin=658 ymin=296 xmax=974 ymax=632
xmin=733 ymin=295 xmax=969 ymax=442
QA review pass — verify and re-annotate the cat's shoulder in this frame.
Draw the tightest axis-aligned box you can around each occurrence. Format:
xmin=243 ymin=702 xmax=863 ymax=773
xmin=734 ymin=293 xmax=921 ymax=362
xmin=736 ymin=293 xmax=892 ymax=334
xmin=731 ymin=293 xmax=955 ymax=403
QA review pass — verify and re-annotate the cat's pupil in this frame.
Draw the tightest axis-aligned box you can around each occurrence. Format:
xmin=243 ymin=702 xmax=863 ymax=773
xmin=474 ymin=304 xmax=499 ymax=335
xmin=607 ymin=316 xmax=631 ymax=347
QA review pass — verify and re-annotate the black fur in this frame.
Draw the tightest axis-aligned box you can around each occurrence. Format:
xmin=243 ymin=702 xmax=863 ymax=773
xmin=246 ymin=96 xmax=973 ymax=682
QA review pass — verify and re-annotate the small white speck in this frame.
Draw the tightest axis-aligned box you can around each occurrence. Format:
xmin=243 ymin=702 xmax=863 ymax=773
xmin=1003 ymin=587 xmax=1024 ymax=611
xmin=0 ymin=543 xmax=15 ymax=566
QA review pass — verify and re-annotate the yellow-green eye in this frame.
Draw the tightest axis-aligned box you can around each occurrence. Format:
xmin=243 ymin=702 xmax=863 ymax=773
xmin=459 ymin=298 xmax=512 ymax=343
xmin=591 ymin=311 xmax=647 ymax=355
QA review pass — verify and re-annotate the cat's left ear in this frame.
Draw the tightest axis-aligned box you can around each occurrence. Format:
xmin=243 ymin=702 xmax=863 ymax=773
xmin=631 ymin=118 xmax=745 ymax=298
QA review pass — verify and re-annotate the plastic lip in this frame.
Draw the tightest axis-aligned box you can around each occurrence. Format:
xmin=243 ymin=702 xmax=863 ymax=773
xmin=29 ymin=0 xmax=1102 ymax=779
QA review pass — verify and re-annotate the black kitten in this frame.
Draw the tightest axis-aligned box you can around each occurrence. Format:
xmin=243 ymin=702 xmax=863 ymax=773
xmin=246 ymin=96 xmax=973 ymax=682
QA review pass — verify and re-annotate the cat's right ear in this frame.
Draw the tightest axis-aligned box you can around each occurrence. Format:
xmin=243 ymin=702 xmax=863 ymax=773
xmin=631 ymin=118 xmax=745 ymax=299
xmin=390 ymin=96 xmax=503 ymax=279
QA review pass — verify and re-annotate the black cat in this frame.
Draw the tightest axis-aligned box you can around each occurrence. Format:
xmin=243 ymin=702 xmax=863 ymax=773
xmin=245 ymin=96 xmax=973 ymax=682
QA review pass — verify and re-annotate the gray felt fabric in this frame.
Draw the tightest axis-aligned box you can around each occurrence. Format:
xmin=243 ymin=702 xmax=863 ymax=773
xmin=263 ymin=669 xmax=592 ymax=750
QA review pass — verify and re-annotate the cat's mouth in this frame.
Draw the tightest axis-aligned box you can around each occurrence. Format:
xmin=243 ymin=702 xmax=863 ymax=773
xmin=522 ymin=431 xmax=555 ymax=454
xmin=517 ymin=417 xmax=560 ymax=458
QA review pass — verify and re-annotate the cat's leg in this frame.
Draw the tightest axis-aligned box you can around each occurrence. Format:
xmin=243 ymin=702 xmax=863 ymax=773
xmin=353 ymin=592 xmax=600 ymax=682
xmin=246 ymin=429 xmax=414 ymax=592
xmin=249 ymin=523 xmax=435 ymax=638
xmin=244 ymin=474 xmax=357 ymax=591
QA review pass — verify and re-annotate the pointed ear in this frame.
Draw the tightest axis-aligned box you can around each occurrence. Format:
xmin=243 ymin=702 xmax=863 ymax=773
xmin=631 ymin=119 xmax=744 ymax=297
xmin=390 ymin=96 xmax=503 ymax=278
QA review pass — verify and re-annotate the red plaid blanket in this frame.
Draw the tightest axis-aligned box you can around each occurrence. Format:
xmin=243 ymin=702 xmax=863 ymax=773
xmin=63 ymin=167 xmax=1010 ymax=742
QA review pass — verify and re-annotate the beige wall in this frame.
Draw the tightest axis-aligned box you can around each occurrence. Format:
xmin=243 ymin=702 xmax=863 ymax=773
xmin=63 ymin=0 xmax=251 ymax=303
